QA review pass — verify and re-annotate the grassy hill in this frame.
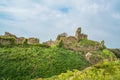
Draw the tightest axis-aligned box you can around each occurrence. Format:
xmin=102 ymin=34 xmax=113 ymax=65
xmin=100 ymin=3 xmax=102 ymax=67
xmin=0 ymin=35 xmax=118 ymax=80
xmin=38 ymin=59 xmax=120 ymax=80
xmin=0 ymin=46 xmax=89 ymax=80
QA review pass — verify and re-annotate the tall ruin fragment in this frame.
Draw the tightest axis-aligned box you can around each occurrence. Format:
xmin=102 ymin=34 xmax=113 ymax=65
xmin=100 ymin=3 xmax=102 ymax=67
xmin=75 ymin=27 xmax=81 ymax=40
xmin=75 ymin=27 xmax=87 ymax=41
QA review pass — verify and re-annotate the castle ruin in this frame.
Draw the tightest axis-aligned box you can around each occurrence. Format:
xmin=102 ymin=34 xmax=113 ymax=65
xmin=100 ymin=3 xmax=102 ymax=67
xmin=75 ymin=27 xmax=87 ymax=41
xmin=0 ymin=27 xmax=103 ymax=51
xmin=57 ymin=27 xmax=87 ymax=42
xmin=28 ymin=38 xmax=39 ymax=44
xmin=0 ymin=32 xmax=40 ymax=45
xmin=45 ymin=27 xmax=88 ymax=46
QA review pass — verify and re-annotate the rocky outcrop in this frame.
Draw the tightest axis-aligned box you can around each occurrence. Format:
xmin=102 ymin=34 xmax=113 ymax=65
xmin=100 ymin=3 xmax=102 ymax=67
xmin=85 ymin=52 xmax=103 ymax=64
xmin=85 ymin=52 xmax=92 ymax=63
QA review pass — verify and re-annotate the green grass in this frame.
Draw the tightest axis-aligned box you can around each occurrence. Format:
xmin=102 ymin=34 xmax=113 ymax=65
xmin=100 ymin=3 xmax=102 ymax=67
xmin=0 ymin=46 xmax=89 ymax=80
xmin=79 ymin=39 xmax=100 ymax=47
xmin=40 ymin=59 xmax=120 ymax=80
xmin=0 ymin=39 xmax=117 ymax=80
xmin=87 ymin=49 xmax=116 ymax=64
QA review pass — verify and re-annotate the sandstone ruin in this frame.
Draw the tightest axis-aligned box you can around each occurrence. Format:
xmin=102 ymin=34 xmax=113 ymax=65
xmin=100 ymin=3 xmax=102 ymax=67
xmin=0 ymin=37 xmax=15 ymax=45
xmin=75 ymin=27 xmax=87 ymax=41
xmin=57 ymin=27 xmax=87 ymax=42
xmin=45 ymin=27 xmax=104 ymax=51
xmin=55 ymin=27 xmax=88 ymax=45
xmin=56 ymin=33 xmax=67 ymax=40
xmin=0 ymin=27 xmax=104 ymax=51
xmin=16 ymin=37 xmax=25 ymax=44
xmin=0 ymin=32 xmax=40 ymax=45
xmin=28 ymin=38 xmax=39 ymax=44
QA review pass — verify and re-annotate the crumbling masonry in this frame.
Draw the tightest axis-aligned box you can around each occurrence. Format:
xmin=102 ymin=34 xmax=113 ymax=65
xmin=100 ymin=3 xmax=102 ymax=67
xmin=0 ymin=32 xmax=39 ymax=45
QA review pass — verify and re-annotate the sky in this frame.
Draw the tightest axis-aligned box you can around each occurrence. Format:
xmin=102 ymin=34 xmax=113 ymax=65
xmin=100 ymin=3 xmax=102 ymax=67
xmin=0 ymin=0 xmax=120 ymax=48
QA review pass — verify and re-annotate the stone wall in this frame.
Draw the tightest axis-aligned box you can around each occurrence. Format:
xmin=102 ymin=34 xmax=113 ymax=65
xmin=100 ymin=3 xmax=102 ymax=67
xmin=28 ymin=38 xmax=39 ymax=44
xmin=56 ymin=33 xmax=67 ymax=40
xmin=44 ymin=40 xmax=57 ymax=46
xmin=51 ymin=27 xmax=103 ymax=51
xmin=0 ymin=32 xmax=40 ymax=45
xmin=62 ymin=36 xmax=77 ymax=44
xmin=80 ymin=34 xmax=88 ymax=39
xmin=16 ymin=37 xmax=25 ymax=44
xmin=0 ymin=37 xmax=15 ymax=45
xmin=75 ymin=27 xmax=88 ymax=41
xmin=56 ymin=27 xmax=87 ymax=44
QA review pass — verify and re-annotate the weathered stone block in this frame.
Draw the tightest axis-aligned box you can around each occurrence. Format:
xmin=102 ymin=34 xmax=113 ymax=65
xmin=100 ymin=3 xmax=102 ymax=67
xmin=56 ymin=33 xmax=67 ymax=40
xmin=16 ymin=37 xmax=25 ymax=44
xmin=0 ymin=37 xmax=15 ymax=45
xmin=28 ymin=38 xmax=39 ymax=44
xmin=75 ymin=27 xmax=88 ymax=41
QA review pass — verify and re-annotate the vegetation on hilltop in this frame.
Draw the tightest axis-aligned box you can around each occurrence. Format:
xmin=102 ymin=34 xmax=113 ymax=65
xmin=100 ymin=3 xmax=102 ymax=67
xmin=109 ymin=49 xmax=120 ymax=58
xmin=0 ymin=30 xmax=119 ymax=80
xmin=39 ymin=59 xmax=120 ymax=80
xmin=0 ymin=46 xmax=89 ymax=80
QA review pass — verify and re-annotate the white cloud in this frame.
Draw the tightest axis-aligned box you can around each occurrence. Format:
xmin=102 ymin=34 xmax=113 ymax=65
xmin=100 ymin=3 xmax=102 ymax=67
xmin=0 ymin=0 xmax=120 ymax=48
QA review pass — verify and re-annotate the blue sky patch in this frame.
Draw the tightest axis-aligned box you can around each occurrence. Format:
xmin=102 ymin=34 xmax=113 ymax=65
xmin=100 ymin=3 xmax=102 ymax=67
xmin=58 ymin=7 xmax=71 ymax=13
xmin=0 ymin=12 xmax=14 ymax=21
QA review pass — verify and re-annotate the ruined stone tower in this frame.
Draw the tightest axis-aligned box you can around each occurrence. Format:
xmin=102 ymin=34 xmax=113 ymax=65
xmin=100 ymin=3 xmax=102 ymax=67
xmin=75 ymin=27 xmax=87 ymax=41
xmin=75 ymin=27 xmax=81 ymax=40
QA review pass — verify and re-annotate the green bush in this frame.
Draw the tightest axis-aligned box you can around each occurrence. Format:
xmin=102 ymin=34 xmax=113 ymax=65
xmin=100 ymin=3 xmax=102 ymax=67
xmin=79 ymin=39 xmax=99 ymax=47
xmin=102 ymin=49 xmax=116 ymax=60
xmin=0 ymin=46 xmax=89 ymax=80
xmin=0 ymin=37 xmax=16 ymax=48
xmin=22 ymin=38 xmax=28 ymax=45
xmin=41 ymin=60 xmax=120 ymax=80
xmin=57 ymin=40 xmax=64 ymax=48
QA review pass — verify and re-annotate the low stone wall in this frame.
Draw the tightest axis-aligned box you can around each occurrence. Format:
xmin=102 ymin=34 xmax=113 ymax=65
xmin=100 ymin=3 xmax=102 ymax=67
xmin=62 ymin=36 xmax=77 ymax=44
xmin=44 ymin=40 xmax=57 ymax=46
xmin=0 ymin=32 xmax=40 ymax=45
xmin=0 ymin=37 xmax=15 ymax=45
xmin=28 ymin=38 xmax=39 ymax=44
xmin=16 ymin=37 xmax=25 ymax=44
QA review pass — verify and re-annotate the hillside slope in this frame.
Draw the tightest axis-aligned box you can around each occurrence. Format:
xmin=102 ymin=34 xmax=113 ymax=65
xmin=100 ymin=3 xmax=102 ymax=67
xmin=0 ymin=46 xmax=89 ymax=80
xmin=0 ymin=30 xmax=118 ymax=80
xmin=39 ymin=60 xmax=120 ymax=80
